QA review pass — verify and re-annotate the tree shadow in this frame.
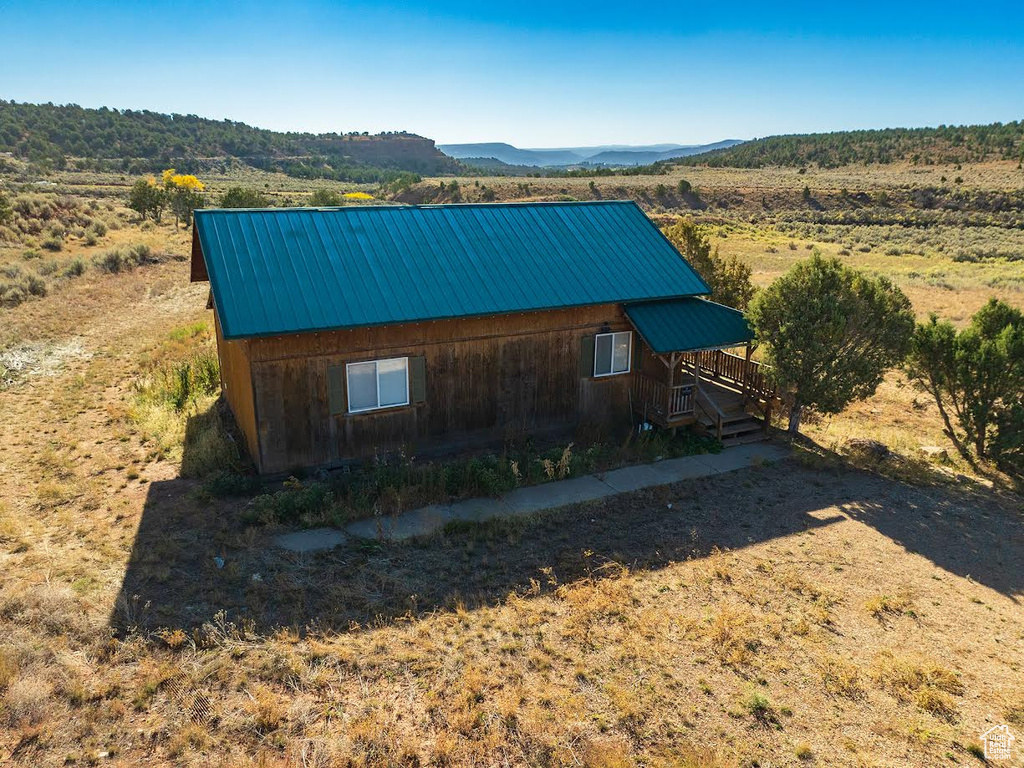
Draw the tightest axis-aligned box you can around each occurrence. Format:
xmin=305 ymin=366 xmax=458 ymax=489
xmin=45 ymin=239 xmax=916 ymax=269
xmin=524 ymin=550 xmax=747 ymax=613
xmin=111 ymin=437 xmax=1024 ymax=635
xmin=833 ymin=472 xmax=1024 ymax=601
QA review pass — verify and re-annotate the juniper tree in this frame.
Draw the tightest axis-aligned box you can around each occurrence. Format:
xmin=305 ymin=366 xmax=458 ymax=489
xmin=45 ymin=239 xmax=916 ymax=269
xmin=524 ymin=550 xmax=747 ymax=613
xmin=127 ymin=177 xmax=165 ymax=221
xmin=218 ymin=186 xmax=271 ymax=208
xmin=662 ymin=218 xmax=755 ymax=309
xmin=906 ymin=299 xmax=1024 ymax=463
xmin=748 ymin=253 xmax=914 ymax=434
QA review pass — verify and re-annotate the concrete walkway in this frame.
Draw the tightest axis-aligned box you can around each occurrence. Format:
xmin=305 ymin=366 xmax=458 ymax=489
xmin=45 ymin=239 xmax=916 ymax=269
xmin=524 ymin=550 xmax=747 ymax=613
xmin=341 ymin=442 xmax=787 ymax=543
xmin=273 ymin=443 xmax=787 ymax=550
xmin=274 ymin=527 xmax=348 ymax=553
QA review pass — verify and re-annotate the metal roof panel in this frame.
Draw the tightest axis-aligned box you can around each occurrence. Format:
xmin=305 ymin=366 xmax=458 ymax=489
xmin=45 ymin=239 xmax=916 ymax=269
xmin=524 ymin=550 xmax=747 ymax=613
xmin=194 ymin=200 xmax=711 ymax=339
xmin=625 ymin=297 xmax=753 ymax=353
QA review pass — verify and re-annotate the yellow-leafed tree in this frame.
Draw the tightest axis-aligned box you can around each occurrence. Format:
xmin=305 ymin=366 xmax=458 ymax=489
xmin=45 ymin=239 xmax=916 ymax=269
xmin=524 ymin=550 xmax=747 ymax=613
xmin=162 ymin=168 xmax=206 ymax=228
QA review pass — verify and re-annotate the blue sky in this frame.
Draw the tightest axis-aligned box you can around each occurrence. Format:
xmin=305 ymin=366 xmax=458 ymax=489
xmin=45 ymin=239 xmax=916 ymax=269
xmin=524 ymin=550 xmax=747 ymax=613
xmin=1 ymin=0 xmax=1023 ymax=146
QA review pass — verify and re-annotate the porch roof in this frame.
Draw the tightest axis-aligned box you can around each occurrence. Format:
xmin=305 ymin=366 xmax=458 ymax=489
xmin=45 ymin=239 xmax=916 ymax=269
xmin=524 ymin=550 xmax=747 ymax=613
xmin=625 ymin=297 xmax=753 ymax=354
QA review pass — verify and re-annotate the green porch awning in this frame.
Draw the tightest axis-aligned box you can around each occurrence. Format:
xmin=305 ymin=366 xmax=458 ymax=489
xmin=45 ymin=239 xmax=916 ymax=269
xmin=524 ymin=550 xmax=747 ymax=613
xmin=625 ymin=297 xmax=753 ymax=354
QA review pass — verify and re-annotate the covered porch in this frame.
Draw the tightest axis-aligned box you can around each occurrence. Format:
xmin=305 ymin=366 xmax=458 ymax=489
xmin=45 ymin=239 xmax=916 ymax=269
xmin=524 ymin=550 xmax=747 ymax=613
xmin=624 ymin=298 xmax=781 ymax=444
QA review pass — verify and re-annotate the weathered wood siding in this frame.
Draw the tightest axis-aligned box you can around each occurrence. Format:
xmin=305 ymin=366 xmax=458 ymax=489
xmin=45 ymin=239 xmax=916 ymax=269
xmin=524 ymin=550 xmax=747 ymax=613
xmin=213 ymin=308 xmax=261 ymax=468
xmin=242 ymin=304 xmax=635 ymax=473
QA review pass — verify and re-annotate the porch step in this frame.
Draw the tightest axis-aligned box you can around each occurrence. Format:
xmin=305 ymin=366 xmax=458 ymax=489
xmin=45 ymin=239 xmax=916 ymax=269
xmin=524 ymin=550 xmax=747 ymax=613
xmin=697 ymin=415 xmax=766 ymax=441
xmin=697 ymin=414 xmax=761 ymax=431
xmin=697 ymin=410 xmax=753 ymax=425
xmin=721 ymin=430 xmax=770 ymax=447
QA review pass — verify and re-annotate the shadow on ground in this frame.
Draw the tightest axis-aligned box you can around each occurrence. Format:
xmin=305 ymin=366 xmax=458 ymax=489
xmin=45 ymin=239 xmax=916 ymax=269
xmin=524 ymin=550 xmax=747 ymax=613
xmin=111 ymin=448 xmax=1024 ymax=634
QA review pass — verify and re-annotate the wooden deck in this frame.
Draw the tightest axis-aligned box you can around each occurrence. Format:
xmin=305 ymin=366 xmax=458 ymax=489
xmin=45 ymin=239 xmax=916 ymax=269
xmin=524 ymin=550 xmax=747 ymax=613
xmin=630 ymin=349 xmax=781 ymax=445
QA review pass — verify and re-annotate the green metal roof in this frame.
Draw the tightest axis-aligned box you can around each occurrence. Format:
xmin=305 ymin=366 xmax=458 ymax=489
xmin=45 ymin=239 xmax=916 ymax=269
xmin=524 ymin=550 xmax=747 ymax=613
xmin=625 ymin=297 xmax=753 ymax=353
xmin=193 ymin=201 xmax=710 ymax=339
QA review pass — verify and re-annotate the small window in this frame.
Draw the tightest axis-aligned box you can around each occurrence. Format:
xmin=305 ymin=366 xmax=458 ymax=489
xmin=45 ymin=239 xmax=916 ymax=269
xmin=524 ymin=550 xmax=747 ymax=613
xmin=346 ymin=357 xmax=410 ymax=413
xmin=594 ymin=331 xmax=631 ymax=377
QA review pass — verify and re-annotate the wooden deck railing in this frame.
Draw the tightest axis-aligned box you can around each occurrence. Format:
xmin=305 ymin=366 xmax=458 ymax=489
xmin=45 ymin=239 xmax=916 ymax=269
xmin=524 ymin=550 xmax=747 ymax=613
xmin=694 ymin=383 xmax=725 ymax=440
xmin=632 ymin=374 xmax=694 ymax=422
xmin=684 ymin=349 xmax=777 ymax=402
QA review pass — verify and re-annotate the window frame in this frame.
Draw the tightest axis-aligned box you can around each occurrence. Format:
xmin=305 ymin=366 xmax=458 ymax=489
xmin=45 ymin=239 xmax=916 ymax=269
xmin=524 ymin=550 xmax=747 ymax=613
xmin=593 ymin=331 xmax=632 ymax=378
xmin=345 ymin=356 xmax=410 ymax=414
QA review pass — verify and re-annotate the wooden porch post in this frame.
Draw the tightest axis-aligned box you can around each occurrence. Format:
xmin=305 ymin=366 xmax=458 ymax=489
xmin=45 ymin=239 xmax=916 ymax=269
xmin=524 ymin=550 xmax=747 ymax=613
xmin=743 ymin=342 xmax=754 ymax=404
xmin=666 ymin=352 xmax=677 ymax=425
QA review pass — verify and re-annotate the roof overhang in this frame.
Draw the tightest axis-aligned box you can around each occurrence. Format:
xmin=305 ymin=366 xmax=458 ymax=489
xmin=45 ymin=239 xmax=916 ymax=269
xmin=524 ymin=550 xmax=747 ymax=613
xmin=625 ymin=297 xmax=753 ymax=354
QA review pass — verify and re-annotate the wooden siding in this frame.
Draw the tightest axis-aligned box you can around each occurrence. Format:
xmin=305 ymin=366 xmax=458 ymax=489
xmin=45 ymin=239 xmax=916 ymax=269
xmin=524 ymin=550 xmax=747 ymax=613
xmin=213 ymin=308 xmax=261 ymax=469
xmin=242 ymin=305 xmax=635 ymax=473
xmin=190 ymin=229 xmax=208 ymax=283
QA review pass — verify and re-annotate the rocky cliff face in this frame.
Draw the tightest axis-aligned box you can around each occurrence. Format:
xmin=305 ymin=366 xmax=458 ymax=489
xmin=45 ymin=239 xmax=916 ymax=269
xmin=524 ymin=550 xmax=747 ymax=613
xmin=303 ymin=134 xmax=460 ymax=174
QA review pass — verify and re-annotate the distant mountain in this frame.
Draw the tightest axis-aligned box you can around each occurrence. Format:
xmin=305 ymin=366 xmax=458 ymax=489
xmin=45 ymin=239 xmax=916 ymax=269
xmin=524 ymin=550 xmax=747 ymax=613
xmin=676 ymin=123 xmax=1024 ymax=168
xmin=439 ymin=140 xmax=745 ymax=167
xmin=438 ymin=143 xmax=584 ymax=167
xmin=586 ymin=140 xmax=745 ymax=166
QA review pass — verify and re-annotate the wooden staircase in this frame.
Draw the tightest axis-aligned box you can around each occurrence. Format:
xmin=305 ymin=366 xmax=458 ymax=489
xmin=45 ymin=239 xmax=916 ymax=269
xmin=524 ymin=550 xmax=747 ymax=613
xmin=692 ymin=380 xmax=769 ymax=446
xmin=696 ymin=410 xmax=766 ymax=446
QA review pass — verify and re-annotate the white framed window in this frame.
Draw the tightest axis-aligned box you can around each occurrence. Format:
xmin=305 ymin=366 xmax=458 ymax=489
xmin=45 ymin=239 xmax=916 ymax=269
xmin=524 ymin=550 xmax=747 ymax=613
xmin=346 ymin=357 xmax=410 ymax=413
xmin=594 ymin=331 xmax=632 ymax=377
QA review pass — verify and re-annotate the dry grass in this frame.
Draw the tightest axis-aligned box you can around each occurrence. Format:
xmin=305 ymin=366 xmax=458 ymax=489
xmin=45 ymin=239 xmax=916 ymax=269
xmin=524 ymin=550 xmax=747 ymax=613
xmin=0 ymin=163 xmax=1021 ymax=765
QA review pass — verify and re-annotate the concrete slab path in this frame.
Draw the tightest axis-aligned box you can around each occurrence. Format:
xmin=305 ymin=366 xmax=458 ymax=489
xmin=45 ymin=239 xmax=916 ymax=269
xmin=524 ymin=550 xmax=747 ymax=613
xmin=339 ymin=442 xmax=788 ymax=543
xmin=274 ymin=527 xmax=348 ymax=552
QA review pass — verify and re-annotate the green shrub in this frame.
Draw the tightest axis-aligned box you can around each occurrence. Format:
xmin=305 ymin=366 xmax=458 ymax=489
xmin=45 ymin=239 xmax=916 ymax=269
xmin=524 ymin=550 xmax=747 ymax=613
xmin=92 ymin=244 xmax=163 ymax=273
xmin=26 ymin=275 xmax=46 ymax=297
xmin=198 ymin=470 xmax=262 ymax=499
xmin=0 ymin=269 xmax=47 ymax=307
xmin=248 ymin=479 xmax=334 ymax=525
xmin=93 ymin=249 xmax=134 ymax=273
xmin=219 ymin=187 xmax=271 ymax=208
xmin=308 ymin=189 xmax=343 ymax=207
xmin=63 ymin=259 xmax=85 ymax=278
xmin=907 ymin=299 xmax=1024 ymax=463
xmin=740 ymin=690 xmax=778 ymax=724
xmin=130 ymin=243 xmax=156 ymax=263
xmin=40 ymin=235 xmax=63 ymax=252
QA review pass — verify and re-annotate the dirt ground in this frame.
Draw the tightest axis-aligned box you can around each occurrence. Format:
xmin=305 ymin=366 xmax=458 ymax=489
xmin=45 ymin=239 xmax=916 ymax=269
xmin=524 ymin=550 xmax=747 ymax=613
xmin=0 ymin=247 xmax=1022 ymax=766
xmin=1 ymin=162 xmax=1024 ymax=766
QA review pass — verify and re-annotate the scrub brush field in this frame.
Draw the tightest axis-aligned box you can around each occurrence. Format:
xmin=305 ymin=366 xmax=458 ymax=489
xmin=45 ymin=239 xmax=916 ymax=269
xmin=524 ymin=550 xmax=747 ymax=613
xmin=0 ymin=159 xmax=1022 ymax=766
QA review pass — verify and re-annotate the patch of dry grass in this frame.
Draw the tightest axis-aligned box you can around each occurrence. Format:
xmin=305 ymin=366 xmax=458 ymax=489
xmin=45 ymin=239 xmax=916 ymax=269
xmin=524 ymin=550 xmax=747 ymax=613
xmin=870 ymin=650 xmax=966 ymax=725
xmin=865 ymin=586 xmax=916 ymax=619
xmin=819 ymin=654 xmax=865 ymax=699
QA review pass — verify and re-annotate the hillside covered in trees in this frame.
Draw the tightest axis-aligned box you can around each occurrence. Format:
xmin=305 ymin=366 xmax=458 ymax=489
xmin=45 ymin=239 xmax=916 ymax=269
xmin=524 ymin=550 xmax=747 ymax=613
xmin=0 ymin=100 xmax=461 ymax=183
xmin=679 ymin=122 xmax=1024 ymax=168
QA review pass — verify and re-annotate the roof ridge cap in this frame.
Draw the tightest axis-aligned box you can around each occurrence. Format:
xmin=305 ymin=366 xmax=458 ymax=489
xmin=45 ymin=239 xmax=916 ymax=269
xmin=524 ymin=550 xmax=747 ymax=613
xmin=195 ymin=199 xmax=637 ymax=214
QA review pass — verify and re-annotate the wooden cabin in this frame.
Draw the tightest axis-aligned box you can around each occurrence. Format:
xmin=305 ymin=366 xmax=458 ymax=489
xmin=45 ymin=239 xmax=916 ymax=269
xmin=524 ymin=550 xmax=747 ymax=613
xmin=191 ymin=201 xmax=776 ymax=474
